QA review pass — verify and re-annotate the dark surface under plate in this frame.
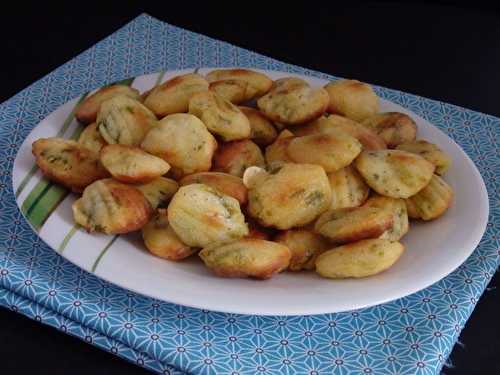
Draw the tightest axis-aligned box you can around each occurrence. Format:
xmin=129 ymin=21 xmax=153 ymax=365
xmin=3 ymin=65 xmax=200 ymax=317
xmin=0 ymin=2 xmax=498 ymax=375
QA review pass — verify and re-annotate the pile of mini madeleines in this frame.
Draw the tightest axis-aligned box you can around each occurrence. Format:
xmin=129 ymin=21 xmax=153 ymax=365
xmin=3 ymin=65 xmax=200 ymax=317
xmin=31 ymin=68 xmax=454 ymax=280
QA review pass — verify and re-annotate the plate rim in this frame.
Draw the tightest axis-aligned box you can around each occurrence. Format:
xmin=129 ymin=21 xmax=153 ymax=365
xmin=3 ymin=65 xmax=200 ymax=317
xmin=12 ymin=68 xmax=490 ymax=316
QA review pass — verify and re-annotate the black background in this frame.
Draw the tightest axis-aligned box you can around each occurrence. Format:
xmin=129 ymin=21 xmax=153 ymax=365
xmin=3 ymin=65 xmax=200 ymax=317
xmin=0 ymin=2 xmax=498 ymax=374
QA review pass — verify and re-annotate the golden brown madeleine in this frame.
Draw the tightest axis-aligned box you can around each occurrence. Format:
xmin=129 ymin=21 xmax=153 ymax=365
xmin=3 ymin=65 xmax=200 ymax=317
xmin=324 ymin=79 xmax=379 ymax=121
xmin=199 ymin=239 xmax=291 ymax=279
xmin=274 ymin=229 xmax=330 ymax=271
xmin=180 ymin=172 xmax=247 ymax=205
xmin=167 ymin=184 xmax=248 ymax=247
xmin=213 ymin=139 xmax=265 ymax=177
xmin=239 ymin=106 xmax=278 ymax=146
xmin=72 ymin=179 xmax=152 ymax=234
xmin=75 ymin=85 xmax=140 ymax=124
xmin=141 ymin=113 xmax=218 ymax=176
xmin=355 ymin=150 xmax=435 ymax=198
xmin=316 ymin=239 xmax=404 ymax=279
xmin=327 ymin=165 xmax=370 ymax=209
xmin=143 ymin=73 xmax=209 ymax=117
xmin=286 ymin=131 xmax=362 ymax=172
xmin=361 ymin=112 xmax=417 ymax=148
xmin=206 ymin=69 xmax=273 ymax=99
xmin=188 ymin=91 xmax=251 ymax=141
xmin=247 ymin=163 xmax=332 ymax=229
xmin=78 ymin=122 xmax=108 ymax=154
xmin=135 ymin=177 xmax=179 ymax=209
xmin=364 ymin=195 xmax=409 ymax=241
xmin=257 ymin=77 xmax=329 ymax=125
xmin=100 ymin=144 xmax=170 ymax=183
xmin=396 ymin=140 xmax=451 ymax=175
xmin=97 ymin=96 xmax=157 ymax=146
xmin=294 ymin=115 xmax=386 ymax=150
xmin=264 ymin=130 xmax=295 ymax=166
xmin=32 ymin=137 xmax=109 ymax=192
xmin=209 ymin=79 xmax=249 ymax=104
xmin=405 ymin=174 xmax=454 ymax=220
xmin=142 ymin=209 xmax=197 ymax=261
xmin=314 ymin=206 xmax=393 ymax=244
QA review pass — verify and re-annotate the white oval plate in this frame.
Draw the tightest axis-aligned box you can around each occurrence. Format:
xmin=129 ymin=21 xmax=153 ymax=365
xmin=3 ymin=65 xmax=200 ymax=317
xmin=12 ymin=68 xmax=489 ymax=316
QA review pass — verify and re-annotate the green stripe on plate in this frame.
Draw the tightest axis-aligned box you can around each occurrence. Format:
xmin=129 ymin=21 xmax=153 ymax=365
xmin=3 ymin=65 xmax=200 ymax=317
xmin=155 ymin=71 xmax=166 ymax=86
xmin=26 ymin=183 xmax=69 ymax=230
xmin=15 ymin=93 xmax=88 ymax=199
xmin=56 ymin=93 xmax=88 ymax=138
xmin=15 ymin=164 xmax=39 ymax=199
xmin=58 ymin=224 xmax=79 ymax=254
xmin=69 ymin=123 xmax=86 ymax=140
xmin=109 ymin=77 xmax=135 ymax=87
xmin=91 ymin=235 xmax=119 ymax=272
xmin=21 ymin=179 xmax=52 ymax=214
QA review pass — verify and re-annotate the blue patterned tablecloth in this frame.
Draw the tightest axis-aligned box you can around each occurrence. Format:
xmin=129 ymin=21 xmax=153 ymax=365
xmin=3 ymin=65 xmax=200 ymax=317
xmin=0 ymin=14 xmax=498 ymax=375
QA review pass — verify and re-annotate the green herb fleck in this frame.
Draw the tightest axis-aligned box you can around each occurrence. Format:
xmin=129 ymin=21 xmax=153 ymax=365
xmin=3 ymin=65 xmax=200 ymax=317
xmin=268 ymin=165 xmax=283 ymax=175
xmin=305 ymin=191 xmax=324 ymax=206
xmin=290 ymin=189 xmax=306 ymax=199
xmin=93 ymin=224 xmax=105 ymax=232
xmin=194 ymin=141 xmax=205 ymax=151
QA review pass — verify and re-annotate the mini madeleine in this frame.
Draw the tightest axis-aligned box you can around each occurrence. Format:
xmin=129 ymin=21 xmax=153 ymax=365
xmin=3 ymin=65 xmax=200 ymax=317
xmin=141 ymin=113 xmax=218 ymax=176
xmin=355 ymin=150 xmax=435 ymax=198
xmin=206 ymin=69 xmax=273 ymax=99
xmin=142 ymin=209 xmax=197 ymax=261
xmin=72 ymin=179 xmax=152 ymax=234
xmin=143 ymin=73 xmax=209 ymax=117
xmin=315 ymin=206 xmax=393 ymax=244
xmin=324 ymin=79 xmax=379 ymax=121
xmin=247 ymin=163 xmax=332 ymax=229
xmin=188 ymin=91 xmax=251 ymax=141
xmin=100 ymin=144 xmax=170 ymax=183
xmin=167 ymin=184 xmax=248 ymax=247
xmin=32 ymin=137 xmax=108 ymax=192
xmin=316 ymin=239 xmax=404 ymax=278
xmin=405 ymin=175 xmax=454 ymax=220
xmin=97 ymin=96 xmax=157 ymax=146
xmin=199 ymin=239 xmax=291 ymax=279
xmin=257 ymin=77 xmax=329 ymax=125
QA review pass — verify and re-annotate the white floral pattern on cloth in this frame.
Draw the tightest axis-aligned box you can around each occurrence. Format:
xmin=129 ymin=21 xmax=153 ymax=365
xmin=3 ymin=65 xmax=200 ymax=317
xmin=0 ymin=13 xmax=498 ymax=375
